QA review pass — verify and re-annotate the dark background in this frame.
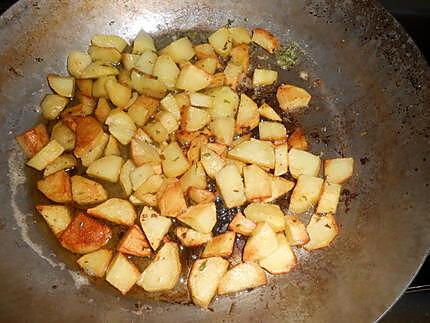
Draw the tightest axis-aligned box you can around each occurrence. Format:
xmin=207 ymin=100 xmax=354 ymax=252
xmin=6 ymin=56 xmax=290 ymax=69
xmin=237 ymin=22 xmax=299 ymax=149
xmin=0 ymin=0 xmax=428 ymax=322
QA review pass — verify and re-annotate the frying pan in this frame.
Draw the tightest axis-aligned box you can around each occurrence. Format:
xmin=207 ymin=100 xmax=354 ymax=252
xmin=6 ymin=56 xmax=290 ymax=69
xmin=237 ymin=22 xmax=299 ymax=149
xmin=0 ymin=0 xmax=429 ymax=322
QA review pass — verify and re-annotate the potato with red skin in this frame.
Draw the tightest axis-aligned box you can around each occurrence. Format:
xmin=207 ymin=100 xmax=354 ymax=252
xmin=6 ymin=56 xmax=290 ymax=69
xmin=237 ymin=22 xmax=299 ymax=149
xmin=16 ymin=124 xmax=49 ymax=158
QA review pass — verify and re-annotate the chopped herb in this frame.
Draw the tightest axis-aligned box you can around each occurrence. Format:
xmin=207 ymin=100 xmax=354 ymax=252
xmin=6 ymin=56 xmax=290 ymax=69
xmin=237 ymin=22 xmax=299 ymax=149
xmin=226 ymin=19 xmax=235 ymax=28
xmin=199 ymin=260 xmax=208 ymax=271
xmin=275 ymin=43 xmax=300 ymax=70
xmin=172 ymin=156 xmax=180 ymax=161
xmin=223 ymin=99 xmax=231 ymax=104
xmin=202 ymin=152 xmax=211 ymax=158
xmin=155 ymin=130 xmax=160 ymax=134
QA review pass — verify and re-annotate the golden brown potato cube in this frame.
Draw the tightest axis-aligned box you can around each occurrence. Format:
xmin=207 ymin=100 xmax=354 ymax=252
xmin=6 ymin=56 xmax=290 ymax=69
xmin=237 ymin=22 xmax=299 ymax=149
xmin=229 ymin=27 xmax=251 ymax=45
xmin=143 ymin=121 xmax=168 ymax=143
xmin=252 ymin=68 xmax=278 ymax=86
xmin=200 ymin=145 xmax=226 ymax=179
xmin=43 ymin=154 xmax=76 ymax=177
xmin=139 ymin=207 xmax=172 ymax=251
xmin=228 ymin=139 xmax=275 ymax=169
xmin=59 ymin=212 xmax=112 ymax=254
xmin=263 ymin=176 xmax=295 ymax=202
xmin=274 ymin=143 xmax=289 ymax=176
xmin=202 ymin=231 xmax=235 ymax=258
xmin=177 ymin=202 xmax=216 ymax=234
xmin=304 ymin=213 xmax=339 ymax=251
xmin=47 ymin=74 xmax=75 ymax=97
xmin=157 ymin=180 xmax=187 ymax=217
xmin=289 ymin=175 xmax=324 ymax=214
xmin=208 ymin=27 xmax=232 ymax=57
xmin=276 ymin=84 xmax=311 ymax=111
xmin=67 ymin=51 xmax=92 ymax=78
xmin=81 ymin=132 xmax=109 ymax=168
xmin=88 ymin=45 xmax=121 ymax=64
xmin=51 ymin=121 xmax=76 ymax=151
xmin=133 ymin=30 xmax=156 ymax=53
xmin=243 ymin=202 xmax=285 ymax=232
xmin=206 ymin=143 xmax=227 ymax=156
xmin=117 ymin=224 xmax=151 ymax=257
xmin=195 ymin=57 xmax=218 ymax=75
xmin=156 ymin=111 xmax=178 ymax=134
xmin=288 ymin=127 xmax=309 ymax=150
xmin=41 ymin=94 xmax=69 ymax=120
xmin=134 ymin=50 xmax=158 ymax=75
xmin=324 ymin=157 xmax=354 ymax=184
xmin=134 ymin=174 xmax=164 ymax=198
xmin=180 ymin=162 xmax=207 ymax=192
xmin=215 ymin=164 xmax=246 ymax=208
xmin=259 ymin=121 xmax=287 ymax=141
xmin=119 ymin=159 xmax=136 ymax=196
xmin=231 ymin=44 xmax=249 ymax=72
xmin=35 ymin=204 xmax=71 ymax=236
xmin=130 ymin=138 xmax=160 ymax=167
xmin=189 ymin=257 xmax=229 ymax=308
xmin=26 ymin=140 xmax=64 ymax=171
xmin=228 ymin=212 xmax=256 ymax=236
xmin=243 ymin=222 xmax=278 ymax=261
xmin=37 ymin=170 xmax=72 ymax=203
xmin=175 ymin=226 xmax=211 ymax=247
xmin=258 ymin=102 xmax=282 ymax=121
xmin=159 ymin=37 xmax=195 ymax=63
xmin=77 ymin=248 xmax=112 ymax=278
xmin=224 ymin=61 xmax=244 ymax=90
xmin=210 ymin=117 xmax=235 ymax=145
xmin=105 ymin=111 xmax=136 ymax=145
xmin=176 ymin=64 xmax=212 ymax=92
xmin=160 ymin=93 xmax=181 ymax=120
xmin=80 ymin=62 xmax=119 ymax=79
xmin=76 ymin=79 xmax=93 ymax=97
xmin=217 ymin=262 xmax=267 ymax=295
xmin=189 ymin=92 xmax=213 ymax=108
xmin=87 ymin=198 xmax=137 ymax=226
xmin=153 ymin=54 xmax=180 ymax=89
xmin=187 ymin=134 xmax=208 ymax=164
xmin=288 ymin=148 xmax=321 ymax=179
xmin=86 ymin=155 xmax=124 ymax=183
xmin=16 ymin=124 xmax=50 ymax=158
xmin=208 ymin=86 xmax=239 ymax=119
xmin=130 ymin=164 xmax=154 ymax=191
xmin=316 ymin=182 xmax=341 ymax=216
xmin=105 ymin=253 xmax=140 ymax=295
xmin=188 ymin=187 xmax=216 ymax=204
xmin=208 ymin=72 xmax=225 ymax=88
xmin=103 ymin=135 xmax=120 ymax=156
xmin=259 ymin=233 xmax=296 ymax=274
xmin=71 ymin=175 xmax=107 ymax=205
xmin=236 ymin=93 xmax=259 ymax=132
xmin=137 ymin=242 xmax=181 ymax=292
xmin=251 ymin=28 xmax=280 ymax=53
xmin=183 ymin=106 xmax=210 ymax=132
xmin=94 ymin=97 xmax=111 ymax=124
xmin=91 ymin=34 xmax=128 ymax=52
xmin=127 ymin=95 xmax=159 ymax=127
xmin=73 ymin=116 xmax=103 ymax=157
xmin=243 ymin=164 xmax=272 ymax=201
xmin=161 ymin=141 xmax=191 ymax=178
xmin=130 ymin=71 xmax=167 ymax=99
xmin=284 ymin=215 xmax=309 ymax=246
xmin=105 ymin=79 xmax=131 ymax=108
xmin=194 ymin=43 xmax=217 ymax=59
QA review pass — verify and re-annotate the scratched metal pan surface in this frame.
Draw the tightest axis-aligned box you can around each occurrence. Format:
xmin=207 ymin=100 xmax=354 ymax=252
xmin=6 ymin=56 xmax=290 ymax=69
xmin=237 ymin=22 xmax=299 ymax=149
xmin=0 ymin=0 xmax=429 ymax=322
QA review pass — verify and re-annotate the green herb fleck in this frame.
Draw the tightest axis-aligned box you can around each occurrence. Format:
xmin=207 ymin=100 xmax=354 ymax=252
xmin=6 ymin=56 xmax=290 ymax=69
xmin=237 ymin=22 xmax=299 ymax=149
xmin=173 ymin=156 xmax=180 ymax=161
xmin=199 ymin=260 xmax=208 ymax=271
xmin=155 ymin=130 xmax=161 ymax=134
xmin=223 ymin=99 xmax=231 ymax=104
xmin=276 ymin=43 xmax=300 ymax=70
xmin=202 ymin=152 xmax=211 ymax=158
xmin=226 ymin=19 xmax=235 ymax=28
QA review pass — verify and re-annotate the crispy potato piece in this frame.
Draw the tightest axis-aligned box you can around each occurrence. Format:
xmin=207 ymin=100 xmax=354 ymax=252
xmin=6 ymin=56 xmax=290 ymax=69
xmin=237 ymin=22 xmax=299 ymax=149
xmin=160 ymin=37 xmax=195 ymax=63
xmin=208 ymin=27 xmax=232 ymax=57
xmin=133 ymin=30 xmax=156 ymax=53
xmin=59 ymin=212 xmax=112 ymax=254
xmin=105 ymin=79 xmax=132 ymax=108
xmin=194 ymin=43 xmax=217 ymax=59
xmin=130 ymin=71 xmax=167 ymax=99
xmin=228 ymin=139 xmax=275 ymax=169
xmin=127 ymin=95 xmax=158 ymax=126
xmin=263 ymin=176 xmax=295 ymax=202
xmin=208 ymin=86 xmax=239 ymax=119
xmin=189 ymin=92 xmax=213 ymax=108
xmin=180 ymin=162 xmax=207 ymax=192
xmin=243 ymin=164 xmax=272 ymax=201
xmin=47 ymin=74 xmax=75 ymax=97
xmin=229 ymin=27 xmax=251 ymax=45
xmin=161 ymin=141 xmax=191 ymax=178
xmin=231 ymin=44 xmax=249 ymax=72
xmin=153 ymin=54 xmax=180 ymax=89
xmin=289 ymin=175 xmax=324 ymax=214
xmin=137 ymin=242 xmax=181 ymax=292
xmin=88 ymin=45 xmax=121 ymax=64
xmin=94 ymin=97 xmax=111 ymax=123
xmin=202 ymin=231 xmax=235 ymax=258
xmin=243 ymin=222 xmax=278 ymax=263
xmin=316 ymin=182 xmax=341 ymax=216
xmin=140 ymin=206 xmax=172 ymax=250
xmin=77 ymin=249 xmax=113 ymax=278
xmin=228 ymin=212 xmax=256 ymax=236
xmin=91 ymin=34 xmax=128 ymax=52
xmin=324 ymin=157 xmax=354 ymax=184
xmin=195 ymin=57 xmax=218 ymax=74
xmin=208 ymin=72 xmax=225 ymax=88
xmin=231 ymin=133 xmax=252 ymax=148
xmin=276 ymin=84 xmax=311 ymax=111
xmin=104 ymin=135 xmax=121 ymax=156
xmin=258 ymin=102 xmax=282 ymax=121
xmin=259 ymin=233 xmax=296 ymax=274
xmin=274 ymin=143 xmax=289 ymax=176
xmin=259 ymin=121 xmax=287 ymax=141
xmin=134 ymin=174 xmax=164 ymax=199
xmin=76 ymin=79 xmax=93 ymax=97
xmin=51 ymin=121 xmax=76 ymax=151
xmin=87 ymin=198 xmax=136 ymax=226
xmin=86 ymin=155 xmax=123 ymax=183
xmin=182 ymin=107 xmax=210 ymax=132
xmin=16 ymin=124 xmax=49 ymax=158
xmin=157 ymin=179 xmax=187 ymax=217
xmin=36 ymin=204 xmax=71 ymax=236
xmin=187 ymin=135 xmax=208 ymax=164
xmin=106 ymin=253 xmax=140 ymax=295
xmin=236 ymin=94 xmax=259 ymax=132
xmin=67 ymin=51 xmax=92 ymax=78
xmin=37 ymin=170 xmax=72 ymax=203
xmin=251 ymin=28 xmax=280 ymax=53
xmin=200 ymin=145 xmax=226 ymax=179
xmin=215 ymin=163 xmax=246 ymax=208
xmin=304 ymin=213 xmax=339 ymax=251
xmin=188 ymin=187 xmax=215 ymax=204
xmin=288 ymin=148 xmax=321 ymax=179
xmin=217 ymin=262 xmax=267 ymax=295
xmin=130 ymin=164 xmax=154 ymax=191
xmin=243 ymin=202 xmax=285 ymax=232
xmin=209 ymin=117 xmax=235 ymax=146
xmin=105 ymin=111 xmax=136 ymax=145
xmin=71 ymin=175 xmax=107 ymax=205
xmin=176 ymin=64 xmax=212 ymax=91
xmin=41 ymin=94 xmax=69 ymax=120
xmin=73 ymin=116 xmax=103 ymax=156
xmin=130 ymin=138 xmax=160 ymax=166
xmin=80 ymin=62 xmax=119 ymax=79
xmin=189 ymin=257 xmax=229 ymax=308
xmin=117 ymin=224 xmax=151 ymax=257
xmin=177 ymin=202 xmax=216 ymax=234
xmin=81 ymin=132 xmax=109 ymax=167
xmin=175 ymin=226 xmax=211 ymax=247
xmin=284 ymin=215 xmax=309 ymax=246
xmin=134 ymin=50 xmax=158 ymax=75
xmin=253 ymin=68 xmax=277 ymax=86
xmin=206 ymin=143 xmax=227 ymax=156
xmin=26 ymin=139 xmax=64 ymax=171
xmin=224 ymin=61 xmax=244 ymax=90
xmin=119 ymin=159 xmax=136 ymax=196
xmin=288 ymin=127 xmax=308 ymax=150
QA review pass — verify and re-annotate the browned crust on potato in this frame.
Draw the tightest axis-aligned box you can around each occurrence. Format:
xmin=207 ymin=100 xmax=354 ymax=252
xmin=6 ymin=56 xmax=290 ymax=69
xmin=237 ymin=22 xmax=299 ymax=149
xmin=288 ymin=127 xmax=309 ymax=150
xmin=74 ymin=116 xmax=103 ymax=157
xmin=117 ymin=224 xmax=151 ymax=257
xmin=37 ymin=170 xmax=72 ymax=203
xmin=16 ymin=124 xmax=49 ymax=157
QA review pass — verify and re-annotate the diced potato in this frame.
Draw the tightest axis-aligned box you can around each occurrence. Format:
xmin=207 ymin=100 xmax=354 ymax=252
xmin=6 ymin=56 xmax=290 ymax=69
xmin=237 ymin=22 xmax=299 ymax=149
xmin=105 ymin=111 xmax=136 ymax=145
xmin=118 ymin=68 xmax=132 ymax=88
xmin=228 ymin=212 xmax=256 ymax=236
xmin=188 ymin=187 xmax=215 ymax=204
xmin=160 ymin=37 xmax=195 ymax=63
xmin=243 ymin=164 xmax=272 ymax=201
xmin=251 ymin=28 xmax=280 ymax=53
xmin=215 ymin=163 xmax=246 ymax=208
xmin=183 ymin=107 xmax=210 ymax=132
xmin=127 ymin=95 xmax=158 ymax=126
xmin=104 ymin=135 xmax=120 ymax=156
xmin=189 ymin=92 xmax=213 ymax=108
xmin=153 ymin=55 xmax=180 ymax=89
xmin=252 ymin=69 xmax=278 ymax=86
xmin=206 ymin=143 xmax=227 ymax=156
xmin=194 ymin=43 xmax=217 ymax=59
xmin=289 ymin=175 xmax=324 ymax=213
xmin=177 ymin=202 xmax=216 ymax=234
xmin=130 ymin=138 xmax=160 ymax=166
xmin=224 ymin=61 xmax=243 ymax=90
xmin=180 ymin=162 xmax=207 ymax=192
xmin=122 ymin=53 xmax=140 ymax=71
xmin=43 ymin=154 xmax=76 ymax=176
xmin=207 ymin=86 xmax=239 ymax=119
xmin=51 ymin=121 xmax=75 ymax=151
xmin=228 ymin=139 xmax=275 ymax=169
xmin=274 ymin=143 xmax=289 ymax=176
xmin=60 ymin=102 xmax=93 ymax=119
xmin=225 ymin=158 xmax=246 ymax=175
xmin=195 ymin=57 xmax=218 ymax=74
xmin=259 ymin=233 xmax=296 ymax=274
xmin=27 ymin=139 xmax=64 ymax=171
xmin=258 ymin=103 xmax=282 ymax=121
xmin=143 ymin=121 xmax=168 ymax=143
xmin=76 ymin=79 xmax=93 ymax=97
xmin=208 ymin=27 xmax=232 ymax=57
xmin=48 ymin=74 xmax=75 ymax=97
xmin=202 ymin=231 xmax=235 ymax=258
xmin=130 ymin=70 xmax=167 ymax=99
xmin=59 ymin=212 xmax=112 ymax=254
xmin=160 ymin=93 xmax=180 ymax=120
xmin=71 ymin=175 xmax=107 ymax=205
xmin=80 ymin=62 xmax=119 ymax=79
xmin=161 ymin=141 xmax=191 ymax=178
xmin=133 ymin=30 xmax=156 ymax=53
xmin=276 ymin=84 xmax=311 ymax=111
xmin=87 ymin=198 xmax=137 ymax=226
xmin=304 ymin=213 xmax=339 ymax=251
xmin=73 ymin=116 xmax=102 ymax=156
xmin=134 ymin=50 xmax=158 ymax=75
xmin=140 ymin=206 xmax=172 ymax=250
xmin=137 ymin=242 xmax=181 ymax=292
xmin=41 ymin=94 xmax=69 ymax=120
xmin=217 ymin=262 xmax=267 ymax=295
xmin=80 ymin=132 xmax=109 ymax=167
xmin=87 ymin=155 xmax=123 ymax=183
xmin=243 ymin=222 xmax=278 ymax=261
xmin=175 ymin=226 xmax=211 ymax=247
xmin=134 ymin=174 xmax=164 ymax=199
xmin=117 ymin=224 xmax=151 ymax=257
xmin=231 ymin=44 xmax=249 ymax=72
xmin=16 ymin=124 xmax=49 ymax=158
xmin=156 ymin=111 xmax=178 ymax=134
xmin=288 ymin=127 xmax=308 ymax=150
xmin=118 ymin=159 xmax=135 ymax=197
xmin=88 ymin=46 xmax=121 ymax=64
xmin=316 ymin=182 xmax=341 ymax=215
xmin=134 ymin=193 xmax=157 ymax=206
xmin=229 ymin=27 xmax=251 ymax=45
xmin=259 ymin=121 xmax=287 ymax=141
xmin=67 ymin=51 xmax=92 ymax=78
xmin=35 ymin=204 xmax=71 ymax=236
xmin=208 ymin=72 xmax=225 ymax=88
xmin=106 ymin=253 xmax=140 ymax=295
xmin=243 ymin=202 xmax=285 ymax=232
xmin=236 ymin=94 xmax=259 ymax=132
xmin=209 ymin=117 xmax=235 ymax=145
xmin=105 ymin=79 xmax=132 ymax=108
xmin=263 ymin=176 xmax=295 ymax=202
xmin=37 ymin=170 xmax=72 ymax=203
xmin=91 ymin=34 xmax=128 ymax=52
xmin=157 ymin=179 xmax=187 ymax=217
xmin=288 ymin=148 xmax=321 ymax=179
xmin=284 ymin=215 xmax=309 ymax=246
xmin=176 ymin=64 xmax=212 ymax=91
xmin=93 ymin=75 xmax=116 ymax=97
xmin=324 ymin=158 xmax=354 ymax=184
xmin=129 ymin=194 xmax=145 ymax=206
xmin=189 ymin=257 xmax=229 ymax=308
xmin=130 ymin=164 xmax=154 ymax=191
xmin=77 ymin=249 xmax=113 ymax=278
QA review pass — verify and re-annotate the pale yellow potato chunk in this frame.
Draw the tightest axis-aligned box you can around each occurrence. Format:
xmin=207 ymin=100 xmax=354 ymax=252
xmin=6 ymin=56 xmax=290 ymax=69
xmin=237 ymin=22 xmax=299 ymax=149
xmin=202 ymin=231 xmax=235 ymax=258
xmin=215 ymin=164 xmax=246 ymax=208
xmin=77 ymin=249 xmax=113 ymax=278
xmin=243 ymin=222 xmax=278 ymax=261
xmin=35 ymin=204 xmax=71 ymax=236
xmin=289 ymin=175 xmax=323 ymax=214
xmin=87 ymin=198 xmax=137 ymax=226
xmin=218 ymin=262 xmax=267 ymax=295
xmin=106 ymin=253 xmax=140 ymax=295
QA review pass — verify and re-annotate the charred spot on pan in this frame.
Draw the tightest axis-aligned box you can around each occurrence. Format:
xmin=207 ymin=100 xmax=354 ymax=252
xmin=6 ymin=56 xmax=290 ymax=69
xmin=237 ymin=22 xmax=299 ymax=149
xmin=340 ymin=189 xmax=359 ymax=212
xmin=360 ymin=156 xmax=369 ymax=165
